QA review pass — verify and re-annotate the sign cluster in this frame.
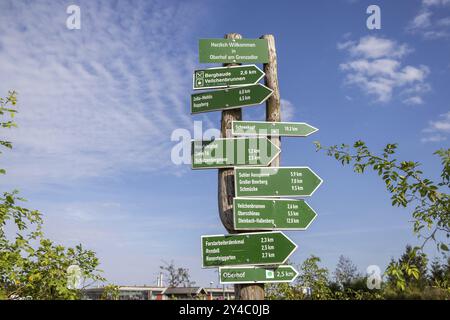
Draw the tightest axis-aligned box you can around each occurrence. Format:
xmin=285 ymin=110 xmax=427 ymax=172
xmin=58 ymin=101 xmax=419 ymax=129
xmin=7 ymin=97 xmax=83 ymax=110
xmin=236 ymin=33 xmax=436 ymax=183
xmin=191 ymin=37 xmax=323 ymax=285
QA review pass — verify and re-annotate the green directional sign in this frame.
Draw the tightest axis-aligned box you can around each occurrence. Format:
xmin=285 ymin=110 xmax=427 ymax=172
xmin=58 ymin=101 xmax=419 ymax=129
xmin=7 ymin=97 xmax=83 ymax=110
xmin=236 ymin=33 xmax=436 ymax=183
xmin=199 ymin=38 xmax=269 ymax=63
xmin=235 ymin=167 xmax=323 ymax=197
xmin=191 ymin=138 xmax=280 ymax=169
xmin=232 ymin=121 xmax=319 ymax=137
xmin=233 ymin=198 xmax=317 ymax=230
xmin=193 ymin=65 xmax=265 ymax=90
xmin=201 ymin=231 xmax=297 ymax=268
xmin=219 ymin=265 xmax=299 ymax=284
xmin=191 ymin=84 xmax=273 ymax=114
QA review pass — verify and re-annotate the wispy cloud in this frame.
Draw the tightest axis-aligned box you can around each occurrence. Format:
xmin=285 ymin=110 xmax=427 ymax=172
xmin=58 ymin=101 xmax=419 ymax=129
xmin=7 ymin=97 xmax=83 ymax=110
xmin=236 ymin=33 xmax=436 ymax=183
xmin=281 ymin=99 xmax=296 ymax=121
xmin=408 ymin=0 xmax=450 ymax=39
xmin=338 ymin=36 xmax=430 ymax=104
xmin=421 ymin=111 xmax=450 ymax=142
xmin=0 ymin=0 xmax=201 ymax=186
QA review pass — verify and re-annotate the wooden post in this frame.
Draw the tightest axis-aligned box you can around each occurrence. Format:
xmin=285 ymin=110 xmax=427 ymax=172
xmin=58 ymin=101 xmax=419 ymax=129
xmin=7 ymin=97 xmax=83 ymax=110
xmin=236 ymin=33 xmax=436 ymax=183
xmin=217 ymin=33 xmax=265 ymax=300
xmin=262 ymin=34 xmax=281 ymax=166
xmin=218 ymin=33 xmax=242 ymax=234
xmin=218 ymin=33 xmax=279 ymax=300
xmin=238 ymin=34 xmax=282 ymax=300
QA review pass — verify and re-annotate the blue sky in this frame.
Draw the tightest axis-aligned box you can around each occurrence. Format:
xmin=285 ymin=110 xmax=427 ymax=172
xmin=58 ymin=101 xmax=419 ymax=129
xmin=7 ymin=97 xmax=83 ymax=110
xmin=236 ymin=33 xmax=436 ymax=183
xmin=0 ymin=0 xmax=449 ymax=287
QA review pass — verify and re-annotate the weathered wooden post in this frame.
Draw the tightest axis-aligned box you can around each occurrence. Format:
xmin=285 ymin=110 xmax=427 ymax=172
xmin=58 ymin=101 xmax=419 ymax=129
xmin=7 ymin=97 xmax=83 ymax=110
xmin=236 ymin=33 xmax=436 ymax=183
xmin=218 ymin=32 xmax=242 ymax=234
xmin=237 ymin=34 xmax=281 ymax=300
xmin=217 ymin=33 xmax=265 ymax=300
xmin=262 ymin=34 xmax=281 ymax=166
xmin=217 ymin=33 xmax=280 ymax=300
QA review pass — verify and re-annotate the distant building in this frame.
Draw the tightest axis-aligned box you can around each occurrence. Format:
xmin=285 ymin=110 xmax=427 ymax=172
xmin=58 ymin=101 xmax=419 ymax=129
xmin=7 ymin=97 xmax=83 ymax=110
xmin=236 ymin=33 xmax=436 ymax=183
xmin=204 ymin=287 xmax=234 ymax=300
xmin=82 ymin=286 xmax=234 ymax=300
xmin=163 ymin=287 xmax=208 ymax=300
xmin=83 ymin=286 xmax=165 ymax=300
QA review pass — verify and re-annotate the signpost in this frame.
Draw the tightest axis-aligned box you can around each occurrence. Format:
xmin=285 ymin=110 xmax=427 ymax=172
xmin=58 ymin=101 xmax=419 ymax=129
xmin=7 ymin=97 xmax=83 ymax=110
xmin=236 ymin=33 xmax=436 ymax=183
xmin=201 ymin=231 xmax=297 ymax=268
xmin=191 ymin=137 xmax=280 ymax=169
xmin=199 ymin=38 xmax=269 ymax=63
xmin=235 ymin=167 xmax=323 ymax=197
xmin=233 ymin=198 xmax=317 ymax=230
xmin=219 ymin=265 xmax=299 ymax=284
xmin=232 ymin=121 xmax=318 ymax=137
xmin=191 ymin=84 xmax=273 ymax=114
xmin=193 ymin=65 xmax=265 ymax=90
xmin=192 ymin=34 xmax=323 ymax=300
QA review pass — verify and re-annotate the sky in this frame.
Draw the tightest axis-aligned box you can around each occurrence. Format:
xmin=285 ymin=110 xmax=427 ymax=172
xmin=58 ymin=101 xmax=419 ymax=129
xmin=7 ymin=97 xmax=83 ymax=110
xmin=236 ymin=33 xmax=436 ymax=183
xmin=0 ymin=0 xmax=449 ymax=288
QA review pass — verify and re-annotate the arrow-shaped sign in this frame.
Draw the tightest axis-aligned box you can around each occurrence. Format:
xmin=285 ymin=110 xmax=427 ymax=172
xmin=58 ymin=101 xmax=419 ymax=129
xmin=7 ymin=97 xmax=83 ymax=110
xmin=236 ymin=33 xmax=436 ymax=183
xmin=232 ymin=121 xmax=318 ymax=137
xmin=219 ymin=265 xmax=299 ymax=284
xmin=193 ymin=65 xmax=265 ymax=90
xmin=201 ymin=231 xmax=297 ymax=268
xmin=233 ymin=198 xmax=317 ymax=230
xmin=191 ymin=84 xmax=273 ymax=114
xmin=191 ymin=137 xmax=280 ymax=169
xmin=235 ymin=167 xmax=323 ymax=197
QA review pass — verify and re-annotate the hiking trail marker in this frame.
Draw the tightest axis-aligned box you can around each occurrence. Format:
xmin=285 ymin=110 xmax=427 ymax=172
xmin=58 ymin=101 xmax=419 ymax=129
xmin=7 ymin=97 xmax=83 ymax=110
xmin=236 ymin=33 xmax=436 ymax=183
xmin=193 ymin=65 xmax=265 ymax=90
xmin=233 ymin=198 xmax=317 ymax=230
xmin=235 ymin=167 xmax=323 ymax=197
xmin=232 ymin=121 xmax=318 ymax=137
xmin=219 ymin=265 xmax=299 ymax=284
xmin=191 ymin=137 xmax=280 ymax=169
xmin=201 ymin=231 xmax=297 ymax=268
xmin=191 ymin=84 xmax=273 ymax=114
xmin=192 ymin=33 xmax=324 ymax=300
xmin=199 ymin=38 xmax=269 ymax=63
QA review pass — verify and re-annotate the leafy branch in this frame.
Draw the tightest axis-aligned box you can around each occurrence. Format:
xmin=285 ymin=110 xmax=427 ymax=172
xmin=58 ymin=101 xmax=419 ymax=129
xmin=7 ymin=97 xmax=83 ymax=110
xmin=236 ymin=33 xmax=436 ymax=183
xmin=314 ymin=140 xmax=449 ymax=252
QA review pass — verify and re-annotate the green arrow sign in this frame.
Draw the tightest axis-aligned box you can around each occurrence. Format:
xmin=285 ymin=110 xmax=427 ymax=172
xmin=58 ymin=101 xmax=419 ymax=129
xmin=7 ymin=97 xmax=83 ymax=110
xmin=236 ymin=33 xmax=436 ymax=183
xmin=235 ymin=167 xmax=323 ymax=197
xmin=233 ymin=198 xmax=317 ymax=230
xmin=199 ymin=38 xmax=269 ymax=63
xmin=191 ymin=138 xmax=280 ymax=169
xmin=232 ymin=121 xmax=318 ymax=137
xmin=191 ymin=84 xmax=273 ymax=114
xmin=219 ymin=265 xmax=299 ymax=284
xmin=193 ymin=65 xmax=265 ymax=90
xmin=201 ymin=231 xmax=297 ymax=268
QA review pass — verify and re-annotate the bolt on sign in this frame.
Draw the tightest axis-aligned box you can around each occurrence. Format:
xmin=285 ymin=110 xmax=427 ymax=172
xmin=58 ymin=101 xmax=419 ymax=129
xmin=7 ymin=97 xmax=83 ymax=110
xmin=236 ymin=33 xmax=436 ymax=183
xmin=191 ymin=137 xmax=280 ymax=169
xmin=193 ymin=65 xmax=265 ymax=90
xmin=219 ymin=265 xmax=299 ymax=284
xmin=199 ymin=38 xmax=269 ymax=63
xmin=201 ymin=231 xmax=297 ymax=268
xmin=191 ymin=84 xmax=273 ymax=114
xmin=234 ymin=167 xmax=323 ymax=197
xmin=232 ymin=121 xmax=319 ymax=137
xmin=233 ymin=198 xmax=317 ymax=230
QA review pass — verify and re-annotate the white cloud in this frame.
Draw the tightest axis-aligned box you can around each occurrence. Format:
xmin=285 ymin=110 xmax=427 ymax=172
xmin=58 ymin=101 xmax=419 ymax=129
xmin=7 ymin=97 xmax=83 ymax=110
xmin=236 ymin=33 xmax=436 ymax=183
xmin=403 ymin=96 xmax=424 ymax=105
xmin=408 ymin=1 xmax=450 ymax=39
xmin=421 ymin=134 xmax=447 ymax=142
xmin=429 ymin=112 xmax=450 ymax=132
xmin=281 ymin=99 xmax=296 ymax=121
xmin=421 ymin=111 xmax=450 ymax=142
xmin=411 ymin=10 xmax=433 ymax=29
xmin=339 ymin=36 xmax=411 ymax=59
xmin=423 ymin=0 xmax=450 ymax=6
xmin=0 ymin=1 xmax=201 ymax=185
xmin=338 ymin=36 xmax=430 ymax=104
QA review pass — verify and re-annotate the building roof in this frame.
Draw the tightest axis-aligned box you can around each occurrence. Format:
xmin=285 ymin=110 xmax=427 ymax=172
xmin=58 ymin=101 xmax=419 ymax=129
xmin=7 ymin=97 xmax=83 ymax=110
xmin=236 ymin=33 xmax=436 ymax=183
xmin=83 ymin=286 xmax=166 ymax=293
xmin=164 ymin=287 xmax=207 ymax=295
xmin=204 ymin=287 xmax=234 ymax=293
xmin=118 ymin=286 xmax=165 ymax=292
